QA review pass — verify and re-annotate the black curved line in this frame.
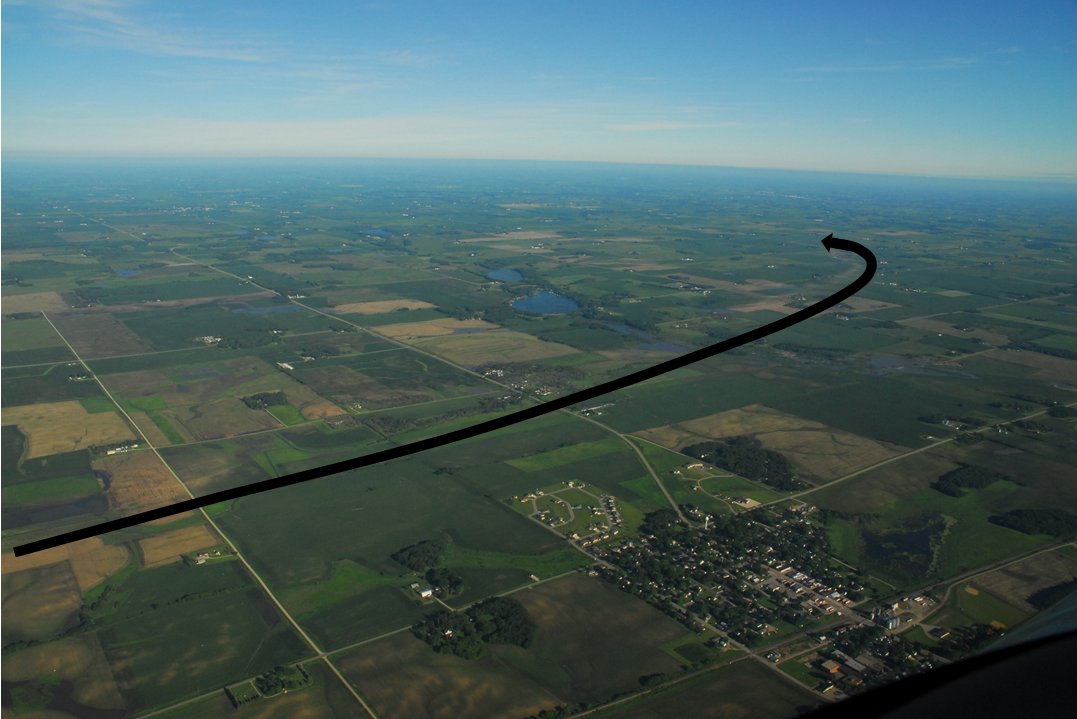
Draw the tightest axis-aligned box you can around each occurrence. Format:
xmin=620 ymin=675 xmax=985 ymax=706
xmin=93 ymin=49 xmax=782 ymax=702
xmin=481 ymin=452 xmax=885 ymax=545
xmin=13 ymin=235 xmax=875 ymax=557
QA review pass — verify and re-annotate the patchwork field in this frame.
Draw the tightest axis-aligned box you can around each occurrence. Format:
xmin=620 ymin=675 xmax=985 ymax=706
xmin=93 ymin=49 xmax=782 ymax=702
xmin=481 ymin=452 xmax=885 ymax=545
xmin=2 ymin=536 xmax=131 ymax=592
xmin=2 ymin=400 xmax=136 ymax=457
xmin=102 ymin=355 xmax=339 ymax=443
xmin=635 ymin=404 xmax=906 ymax=483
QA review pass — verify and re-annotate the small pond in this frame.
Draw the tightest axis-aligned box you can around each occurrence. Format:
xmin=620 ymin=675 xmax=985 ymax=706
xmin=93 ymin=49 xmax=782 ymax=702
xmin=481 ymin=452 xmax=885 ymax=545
xmin=487 ymin=268 xmax=523 ymax=282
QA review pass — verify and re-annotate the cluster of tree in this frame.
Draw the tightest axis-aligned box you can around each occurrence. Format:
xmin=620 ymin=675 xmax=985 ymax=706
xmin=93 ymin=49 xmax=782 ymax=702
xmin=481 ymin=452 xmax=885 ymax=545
xmin=253 ymin=665 xmax=309 ymax=696
xmin=1047 ymin=405 xmax=1077 ymax=418
xmin=391 ymin=538 xmax=447 ymax=571
xmin=989 ymin=509 xmax=1077 ymax=538
xmin=426 ymin=568 xmax=464 ymax=595
xmin=917 ymin=415 xmax=985 ymax=427
xmin=931 ymin=465 xmax=1009 ymax=497
xmin=1006 ymin=341 xmax=1077 ymax=361
xmin=930 ymin=624 xmax=1001 ymax=660
xmin=291 ymin=343 xmax=341 ymax=359
xmin=411 ymin=596 xmax=534 ymax=659
xmin=682 ymin=437 xmax=807 ymax=491
xmin=219 ymin=333 xmax=277 ymax=350
xmin=242 ymin=391 xmax=287 ymax=409
xmin=1027 ymin=578 xmax=1077 ymax=610
xmin=1011 ymin=393 xmax=1057 ymax=407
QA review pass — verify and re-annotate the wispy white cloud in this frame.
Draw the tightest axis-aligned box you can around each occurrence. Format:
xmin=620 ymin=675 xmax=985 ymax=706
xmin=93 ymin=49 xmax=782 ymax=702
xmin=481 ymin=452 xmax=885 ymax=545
xmin=376 ymin=49 xmax=441 ymax=67
xmin=607 ymin=120 xmax=740 ymax=132
xmin=793 ymin=56 xmax=978 ymax=73
xmin=39 ymin=0 xmax=272 ymax=62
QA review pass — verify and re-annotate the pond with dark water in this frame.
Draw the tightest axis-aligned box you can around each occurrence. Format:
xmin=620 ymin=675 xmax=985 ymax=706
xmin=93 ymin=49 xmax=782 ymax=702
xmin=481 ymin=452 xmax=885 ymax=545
xmin=487 ymin=268 xmax=523 ymax=282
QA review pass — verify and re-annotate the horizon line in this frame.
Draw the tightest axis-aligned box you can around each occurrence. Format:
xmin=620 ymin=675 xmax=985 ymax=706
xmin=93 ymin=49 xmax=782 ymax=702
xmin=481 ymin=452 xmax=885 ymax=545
xmin=3 ymin=153 xmax=1076 ymax=185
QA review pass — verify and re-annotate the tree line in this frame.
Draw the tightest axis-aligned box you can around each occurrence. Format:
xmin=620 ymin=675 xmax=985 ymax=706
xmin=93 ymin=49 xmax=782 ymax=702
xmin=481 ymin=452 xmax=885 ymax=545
xmin=681 ymin=436 xmax=807 ymax=491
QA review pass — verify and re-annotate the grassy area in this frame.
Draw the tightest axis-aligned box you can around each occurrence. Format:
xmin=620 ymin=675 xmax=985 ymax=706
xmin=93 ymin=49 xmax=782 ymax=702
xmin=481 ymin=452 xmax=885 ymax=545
xmin=507 ymin=438 xmax=624 ymax=471
xmin=267 ymin=403 xmax=306 ymax=425
xmin=930 ymin=582 xmax=1033 ymax=630
xmin=3 ymin=474 xmax=100 ymax=506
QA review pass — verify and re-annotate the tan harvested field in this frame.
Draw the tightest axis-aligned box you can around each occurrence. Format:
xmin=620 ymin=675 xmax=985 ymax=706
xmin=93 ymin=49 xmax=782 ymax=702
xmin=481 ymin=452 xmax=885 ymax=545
xmin=0 ymin=290 xmax=69 ymax=314
xmin=139 ymin=525 xmax=219 ymax=567
xmin=2 ymin=400 xmax=136 ymax=458
xmin=413 ymin=330 xmax=579 ymax=366
xmin=729 ymin=298 xmax=796 ymax=314
xmin=971 ymin=550 xmax=1077 ymax=613
xmin=2 ymin=634 xmax=126 ymax=711
xmin=635 ymin=404 xmax=906 ymax=483
xmin=490 ymin=243 xmax=554 ymax=253
xmin=2 ymin=562 xmax=82 ymax=644
xmin=299 ymin=398 xmax=347 ymax=419
xmin=376 ymin=317 xmax=497 ymax=340
xmin=334 ymin=298 xmax=435 ymax=314
xmin=2 ymin=537 xmax=130 ymax=593
xmin=990 ymin=349 xmax=1077 ymax=383
xmin=339 ymin=634 xmax=557 ymax=719
xmin=620 ymin=261 xmax=679 ymax=271
xmin=94 ymin=450 xmax=187 ymax=512
xmin=50 ymin=312 xmax=154 ymax=357
xmin=460 ymin=230 xmax=562 ymax=243
xmin=902 ymin=317 xmax=1009 ymax=346
xmin=671 ymin=276 xmax=788 ymax=293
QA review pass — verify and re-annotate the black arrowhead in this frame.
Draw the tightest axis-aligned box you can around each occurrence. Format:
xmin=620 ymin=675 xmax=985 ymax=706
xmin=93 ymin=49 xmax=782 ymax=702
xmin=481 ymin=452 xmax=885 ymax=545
xmin=822 ymin=233 xmax=835 ymax=252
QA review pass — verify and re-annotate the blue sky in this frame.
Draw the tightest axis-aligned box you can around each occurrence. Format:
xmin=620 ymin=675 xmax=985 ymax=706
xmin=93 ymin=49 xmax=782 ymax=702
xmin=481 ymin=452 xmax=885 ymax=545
xmin=3 ymin=1 xmax=1075 ymax=177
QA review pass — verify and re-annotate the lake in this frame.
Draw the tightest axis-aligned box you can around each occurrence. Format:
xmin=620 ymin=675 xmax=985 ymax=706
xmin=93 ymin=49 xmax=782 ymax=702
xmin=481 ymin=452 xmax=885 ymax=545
xmin=512 ymin=290 xmax=579 ymax=314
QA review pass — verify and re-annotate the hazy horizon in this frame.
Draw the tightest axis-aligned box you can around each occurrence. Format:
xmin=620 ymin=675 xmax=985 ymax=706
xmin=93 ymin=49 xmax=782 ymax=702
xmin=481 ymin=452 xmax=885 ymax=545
xmin=3 ymin=2 xmax=1076 ymax=180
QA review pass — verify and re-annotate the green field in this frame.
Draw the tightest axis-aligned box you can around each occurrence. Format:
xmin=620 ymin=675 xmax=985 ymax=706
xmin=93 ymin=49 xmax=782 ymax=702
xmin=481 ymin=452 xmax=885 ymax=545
xmin=3 ymin=474 xmax=100 ymax=506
